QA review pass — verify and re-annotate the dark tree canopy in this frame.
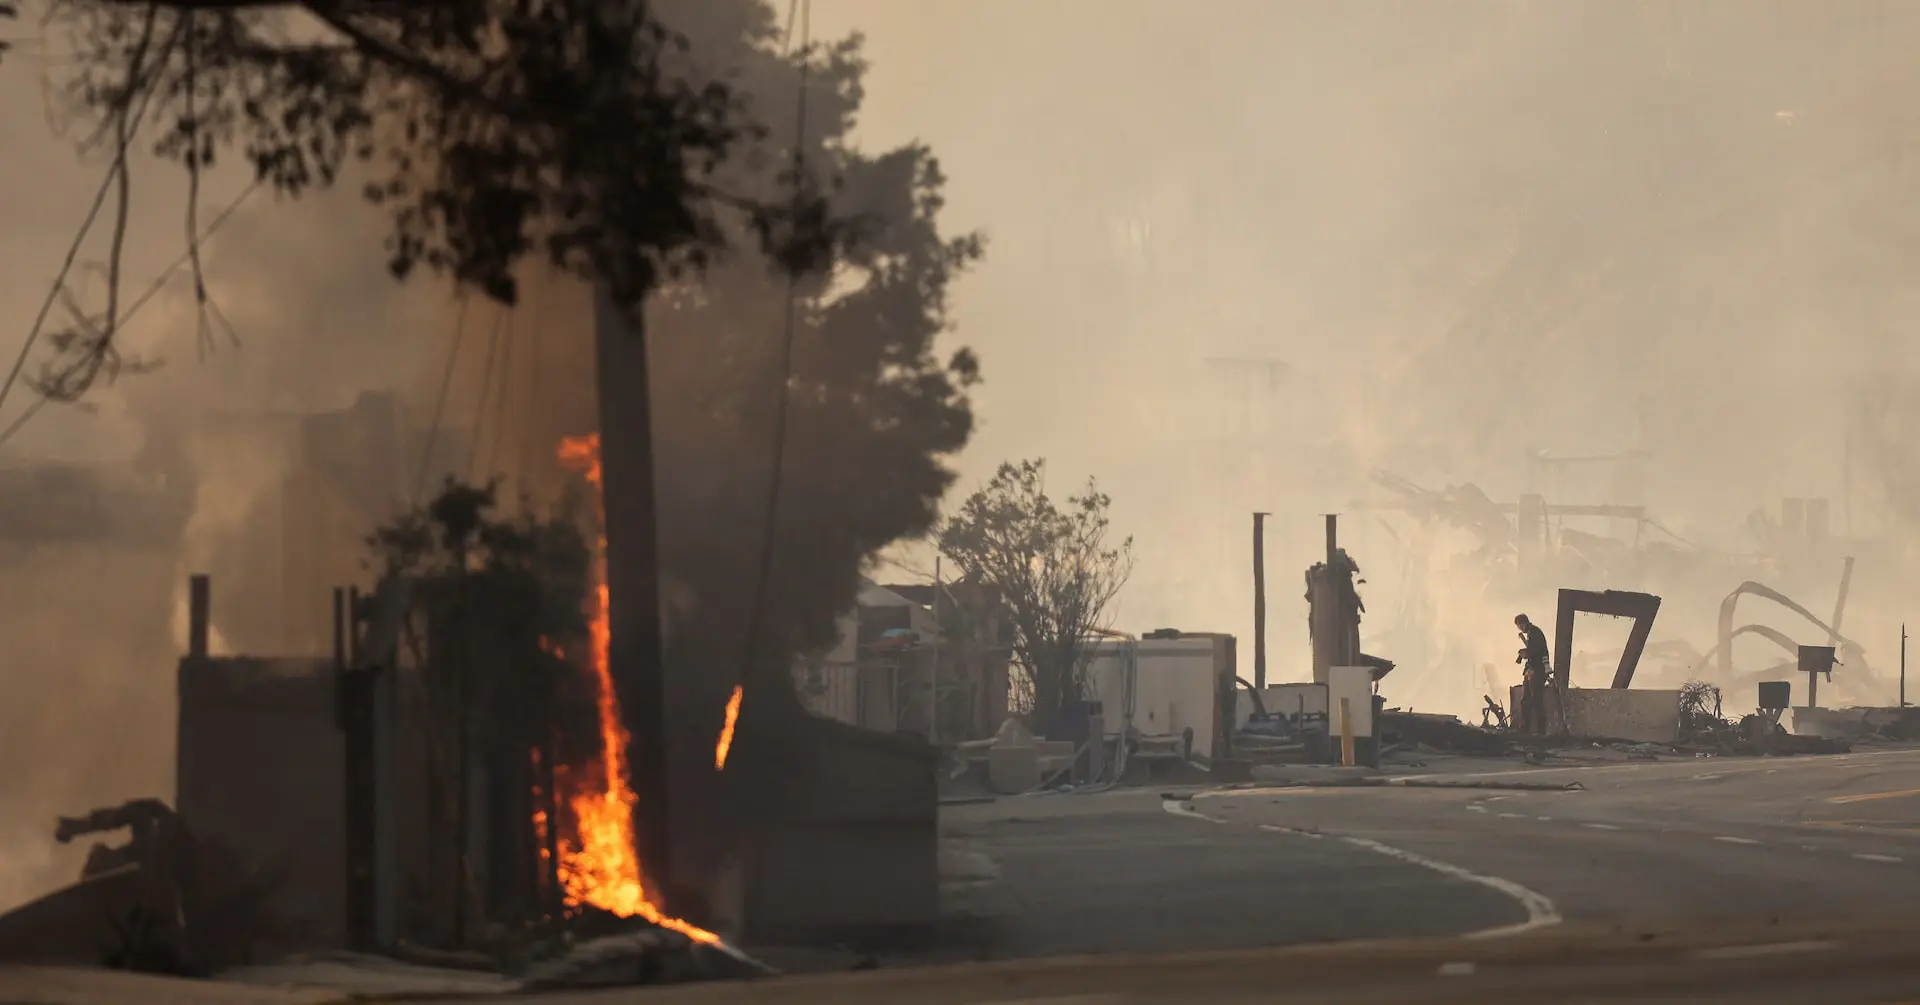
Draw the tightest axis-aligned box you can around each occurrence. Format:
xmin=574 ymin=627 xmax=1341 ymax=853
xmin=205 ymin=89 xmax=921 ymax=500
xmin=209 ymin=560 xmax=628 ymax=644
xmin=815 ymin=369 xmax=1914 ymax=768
xmin=497 ymin=0 xmax=980 ymax=873
xmin=638 ymin=0 xmax=976 ymax=720
xmin=38 ymin=0 xmax=846 ymax=398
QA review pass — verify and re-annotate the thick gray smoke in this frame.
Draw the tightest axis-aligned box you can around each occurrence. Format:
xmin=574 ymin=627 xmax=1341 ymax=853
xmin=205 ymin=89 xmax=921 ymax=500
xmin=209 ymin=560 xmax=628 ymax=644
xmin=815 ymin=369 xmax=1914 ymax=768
xmin=827 ymin=0 xmax=1920 ymax=713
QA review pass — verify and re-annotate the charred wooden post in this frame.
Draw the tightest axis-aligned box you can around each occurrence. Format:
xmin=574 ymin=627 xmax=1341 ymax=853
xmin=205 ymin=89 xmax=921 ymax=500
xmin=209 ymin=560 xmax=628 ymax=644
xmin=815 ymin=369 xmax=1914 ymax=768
xmin=1253 ymin=512 xmax=1269 ymax=691
xmin=188 ymin=574 xmax=210 ymax=659
xmin=1305 ymin=515 xmax=1361 ymax=684
xmin=338 ymin=585 xmax=378 ymax=951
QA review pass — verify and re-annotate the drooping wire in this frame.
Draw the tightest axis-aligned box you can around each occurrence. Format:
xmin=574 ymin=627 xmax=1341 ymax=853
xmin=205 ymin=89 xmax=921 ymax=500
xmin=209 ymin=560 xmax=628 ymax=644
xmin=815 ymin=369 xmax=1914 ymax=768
xmin=464 ymin=306 xmax=506 ymax=481
xmin=180 ymin=14 xmax=241 ymax=362
xmin=0 ymin=180 xmax=265 ymax=453
xmin=514 ymin=280 xmax=543 ymax=504
xmin=0 ymin=161 xmax=117 ymax=424
xmin=0 ymin=9 xmax=161 ymax=425
xmin=413 ymin=297 xmax=471 ymax=503
xmin=0 ymin=15 xmax=249 ymax=453
xmin=735 ymin=0 xmax=812 ymax=699
xmin=482 ymin=308 xmax=516 ymax=481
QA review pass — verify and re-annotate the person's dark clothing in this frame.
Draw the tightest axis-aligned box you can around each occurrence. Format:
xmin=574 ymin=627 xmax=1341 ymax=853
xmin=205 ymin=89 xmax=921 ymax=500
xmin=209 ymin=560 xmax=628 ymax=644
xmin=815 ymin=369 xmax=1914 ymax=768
xmin=1520 ymin=623 xmax=1550 ymax=677
xmin=1520 ymin=675 xmax=1546 ymax=736
xmin=1518 ymin=622 xmax=1551 ymax=735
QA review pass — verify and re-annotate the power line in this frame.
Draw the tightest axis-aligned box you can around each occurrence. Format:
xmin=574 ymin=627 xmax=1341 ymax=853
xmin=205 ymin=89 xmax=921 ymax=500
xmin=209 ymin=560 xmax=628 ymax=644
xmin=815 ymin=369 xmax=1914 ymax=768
xmin=0 ymin=179 xmax=264 ymax=454
xmin=0 ymin=14 xmax=175 ymax=429
xmin=464 ymin=306 xmax=506 ymax=481
xmin=413 ymin=297 xmax=471 ymax=503
xmin=737 ymin=0 xmax=812 ymax=690
xmin=0 ymin=162 xmax=118 ymax=423
xmin=482 ymin=308 xmax=516 ymax=481
xmin=515 ymin=280 xmax=544 ymax=501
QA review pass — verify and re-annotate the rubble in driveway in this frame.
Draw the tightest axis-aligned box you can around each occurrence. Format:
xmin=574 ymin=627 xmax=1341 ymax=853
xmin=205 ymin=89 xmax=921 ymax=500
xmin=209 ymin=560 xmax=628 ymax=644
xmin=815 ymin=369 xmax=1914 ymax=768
xmin=1377 ymin=710 xmax=1512 ymax=757
xmin=0 ymin=798 xmax=293 ymax=977
xmin=513 ymin=923 xmax=773 ymax=991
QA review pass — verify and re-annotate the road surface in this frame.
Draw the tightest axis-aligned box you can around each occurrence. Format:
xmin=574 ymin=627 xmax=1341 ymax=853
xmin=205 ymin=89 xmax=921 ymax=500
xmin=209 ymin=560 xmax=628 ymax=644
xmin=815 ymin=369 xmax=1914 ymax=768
xmin=1185 ymin=745 xmax=1920 ymax=931
xmin=21 ymin=747 xmax=1920 ymax=1003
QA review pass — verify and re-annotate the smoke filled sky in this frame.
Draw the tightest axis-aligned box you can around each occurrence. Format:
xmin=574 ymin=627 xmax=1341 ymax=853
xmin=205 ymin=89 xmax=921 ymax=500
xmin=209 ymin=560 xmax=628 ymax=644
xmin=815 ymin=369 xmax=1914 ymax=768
xmin=5 ymin=0 xmax=1920 ymax=718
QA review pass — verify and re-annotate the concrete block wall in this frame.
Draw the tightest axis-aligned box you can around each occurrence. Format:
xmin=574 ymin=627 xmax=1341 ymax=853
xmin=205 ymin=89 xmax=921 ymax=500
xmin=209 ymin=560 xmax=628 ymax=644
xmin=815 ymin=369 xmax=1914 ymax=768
xmin=746 ymin=715 xmax=938 ymax=942
xmin=176 ymin=656 xmax=346 ymax=947
xmin=1791 ymin=705 xmax=1916 ymax=739
xmin=1511 ymin=685 xmax=1682 ymax=743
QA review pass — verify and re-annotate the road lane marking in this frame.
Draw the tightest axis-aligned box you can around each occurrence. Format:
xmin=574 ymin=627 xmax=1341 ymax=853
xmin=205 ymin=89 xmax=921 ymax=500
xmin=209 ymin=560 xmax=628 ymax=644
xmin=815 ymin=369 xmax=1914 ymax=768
xmin=1191 ymin=786 xmax=1343 ymax=800
xmin=1581 ymin=823 xmax=1623 ymax=831
xmin=1691 ymin=940 xmax=1836 ymax=960
xmin=1853 ymin=853 xmax=1904 ymax=863
xmin=1693 ymin=940 xmax=1836 ymax=961
xmin=1536 ymin=816 xmax=1554 ymax=821
xmin=1497 ymin=812 xmax=1526 ymax=819
xmin=1161 ymin=799 xmax=1223 ymax=823
xmin=1801 ymin=819 xmax=1920 ymax=836
xmin=1164 ymin=799 xmax=1561 ymax=939
xmin=969 ymin=997 xmax=1124 ymax=1005
xmin=1713 ymin=836 xmax=1762 ymax=845
xmin=1258 ymin=823 xmax=1323 ymax=839
xmin=1338 ymin=835 xmax=1561 ymax=939
xmin=1437 ymin=962 xmax=1476 ymax=976
xmin=1828 ymin=787 xmax=1920 ymax=805
xmin=1466 ymin=805 xmax=1489 ymax=813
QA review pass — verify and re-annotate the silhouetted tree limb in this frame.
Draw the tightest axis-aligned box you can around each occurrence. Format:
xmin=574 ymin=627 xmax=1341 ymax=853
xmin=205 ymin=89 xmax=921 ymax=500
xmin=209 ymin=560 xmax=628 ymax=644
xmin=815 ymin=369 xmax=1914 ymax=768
xmin=35 ymin=0 xmax=851 ymax=400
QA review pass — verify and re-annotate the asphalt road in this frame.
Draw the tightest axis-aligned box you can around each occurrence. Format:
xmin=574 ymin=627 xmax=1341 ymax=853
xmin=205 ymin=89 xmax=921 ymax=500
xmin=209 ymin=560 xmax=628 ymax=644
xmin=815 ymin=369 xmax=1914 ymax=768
xmin=558 ymin=746 xmax=1920 ymax=1003
xmin=935 ymin=746 xmax=1920 ymax=962
xmin=1187 ymin=746 xmax=1920 ymax=931
xmin=934 ymin=789 xmax=1527 ymax=960
xmin=27 ymin=747 xmax=1920 ymax=1004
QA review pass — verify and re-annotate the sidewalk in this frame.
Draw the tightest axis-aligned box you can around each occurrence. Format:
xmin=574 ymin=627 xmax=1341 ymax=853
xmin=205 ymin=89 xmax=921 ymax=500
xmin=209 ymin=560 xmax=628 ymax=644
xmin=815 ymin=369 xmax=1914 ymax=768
xmin=1 ymin=953 xmax=517 ymax=1005
xmin=0 ymin=966 xmax=341 ymax=1005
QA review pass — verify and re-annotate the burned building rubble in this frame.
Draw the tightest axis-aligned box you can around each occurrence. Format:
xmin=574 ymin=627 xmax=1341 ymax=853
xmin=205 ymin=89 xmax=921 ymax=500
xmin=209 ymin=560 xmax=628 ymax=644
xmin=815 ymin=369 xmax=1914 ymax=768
xmin=1351 ymin=466 xmax=1897 ymax=715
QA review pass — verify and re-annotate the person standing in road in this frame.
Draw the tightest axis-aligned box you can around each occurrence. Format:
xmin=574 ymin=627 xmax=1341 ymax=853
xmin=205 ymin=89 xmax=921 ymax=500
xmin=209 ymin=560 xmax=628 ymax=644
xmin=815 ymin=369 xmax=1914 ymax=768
xmin=1515 ymin=613 xmax=1552 ymax=735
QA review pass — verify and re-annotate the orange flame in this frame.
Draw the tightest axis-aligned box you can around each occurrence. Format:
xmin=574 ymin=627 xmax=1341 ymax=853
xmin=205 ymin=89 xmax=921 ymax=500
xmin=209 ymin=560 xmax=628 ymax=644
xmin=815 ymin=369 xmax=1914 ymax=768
xmin=714 ymin=686 xmax=744 ymax=770
xmin=553 ymin=433 xmax=719 ymax=945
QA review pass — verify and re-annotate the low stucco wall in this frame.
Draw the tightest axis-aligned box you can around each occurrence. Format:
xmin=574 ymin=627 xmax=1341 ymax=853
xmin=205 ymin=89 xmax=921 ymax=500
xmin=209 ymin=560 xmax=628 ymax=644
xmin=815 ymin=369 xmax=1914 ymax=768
xmin=1511 ymin=686 xmax=1682 ymax=743
xmin=1790 ymin=706 xmax=1916 ymax=739
xmin=746 ymin=715 xmax=939 ymax=942
xmin=176 ymin=656 xmax=346 ymax=947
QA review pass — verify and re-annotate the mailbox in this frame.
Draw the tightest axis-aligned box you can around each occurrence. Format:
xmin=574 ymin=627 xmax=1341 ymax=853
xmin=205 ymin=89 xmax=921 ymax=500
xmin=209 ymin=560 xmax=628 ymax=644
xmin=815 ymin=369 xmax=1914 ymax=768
xmin=1797 ymin=645 xmax=1837 ymax=675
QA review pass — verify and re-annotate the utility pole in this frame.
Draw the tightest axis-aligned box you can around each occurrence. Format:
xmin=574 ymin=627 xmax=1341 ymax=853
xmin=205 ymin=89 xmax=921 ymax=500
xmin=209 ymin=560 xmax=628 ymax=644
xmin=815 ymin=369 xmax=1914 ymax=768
xmin=930 ymin=557 xmax=942 ymax=745
xmin=1902 ymin=623 xmax=1908 ymax=708
xmin=591 ymin=282 xmax=674 ymax=912
xmin=1252 ymin=512 xmax=1269 ymax=690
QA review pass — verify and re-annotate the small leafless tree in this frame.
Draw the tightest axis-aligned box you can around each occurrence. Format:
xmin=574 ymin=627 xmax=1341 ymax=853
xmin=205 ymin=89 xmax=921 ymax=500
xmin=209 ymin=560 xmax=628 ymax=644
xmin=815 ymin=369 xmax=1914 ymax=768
xmin=937 ymin=459 xmax=1132 ymax=728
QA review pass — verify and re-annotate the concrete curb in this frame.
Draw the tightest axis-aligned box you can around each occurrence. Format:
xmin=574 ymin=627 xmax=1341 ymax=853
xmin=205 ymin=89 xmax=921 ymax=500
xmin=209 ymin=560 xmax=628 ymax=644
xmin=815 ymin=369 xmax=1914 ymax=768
xmin=1170 ymin=776 xmax=1584 ymax=799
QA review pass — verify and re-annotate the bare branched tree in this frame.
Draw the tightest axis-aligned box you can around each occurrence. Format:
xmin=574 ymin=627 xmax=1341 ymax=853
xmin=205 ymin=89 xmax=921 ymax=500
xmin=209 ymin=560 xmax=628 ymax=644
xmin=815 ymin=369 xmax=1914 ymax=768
xmin=937 ymin=459 xmax=1133 ymax=728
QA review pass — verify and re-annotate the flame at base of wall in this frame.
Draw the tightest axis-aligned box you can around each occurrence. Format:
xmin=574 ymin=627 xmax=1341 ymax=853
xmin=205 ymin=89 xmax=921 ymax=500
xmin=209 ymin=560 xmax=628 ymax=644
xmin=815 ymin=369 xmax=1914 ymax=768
xmin=551 ymin=433 xmax=719 ymax=944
